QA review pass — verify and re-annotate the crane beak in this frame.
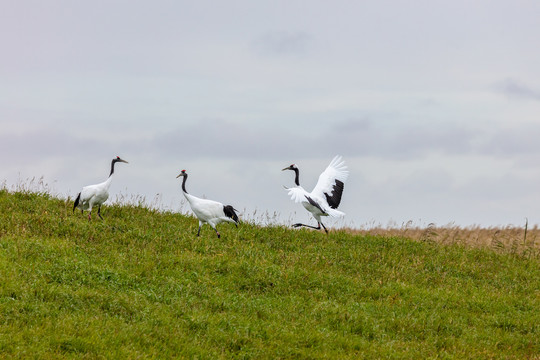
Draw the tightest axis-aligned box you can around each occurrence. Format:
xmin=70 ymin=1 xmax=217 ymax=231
xmin=281 ymin=167 xmax=290 ymax=171
xmin=176 ymin=173 xmax=184 ymax=178
xmin=121 ymin=159 xmax=129 ymax=164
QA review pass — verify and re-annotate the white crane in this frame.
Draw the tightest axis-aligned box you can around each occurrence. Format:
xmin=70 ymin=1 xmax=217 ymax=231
xmin=176 ymin=169 xmax=239 ymax=238
xmin=73 ymin=156 xmax=129 ymax=220
xmin=282 ymin=155 xmax=348 ymax=233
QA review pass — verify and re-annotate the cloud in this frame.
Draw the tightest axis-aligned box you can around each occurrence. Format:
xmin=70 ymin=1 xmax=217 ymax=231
xmin=324 ymin=118 xmax=477 ymax=159
xmin=496 ymin=78 xmax=540 ymax=101
xmin=390 ymin=125 xmax=475 ymax=158
xmin=251 ymin=31 xmax=311 ymax=57
xmin=140 ymin=117 xmax=486 ymax=164
xmin=0 ymin=129 xmax=102 ymax=167
xmin=8 ymin=116 xmax=528 ymax=179
xmin=477 ymin=123 xmax=540 ymax=158
xmin=149 ymin=119 xmax=314 ymax=161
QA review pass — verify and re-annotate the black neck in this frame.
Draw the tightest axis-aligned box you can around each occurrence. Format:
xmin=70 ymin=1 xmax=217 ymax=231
xmin=293 ymin=168 xmax=300 ymax=186
xmin=181 ymin=174 xmax=188 ymax=194
xmin=109 ymin=159 xmax=117 ymax=177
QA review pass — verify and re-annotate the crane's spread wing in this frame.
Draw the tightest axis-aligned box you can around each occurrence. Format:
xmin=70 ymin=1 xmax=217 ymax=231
xmin=284 ymin=186 xmax=309 ymax=204
xmin=311 ymin=155 xmax=349 ymax=209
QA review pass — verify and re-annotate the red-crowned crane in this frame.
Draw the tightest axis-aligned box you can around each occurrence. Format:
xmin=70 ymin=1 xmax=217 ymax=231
xmin=176 ymin=169 xmax=239 ymax=238
xmin=282 ymin=155 xmax=349 ymax=233
xmin=73 ymin=156 xmax=128 ymax=220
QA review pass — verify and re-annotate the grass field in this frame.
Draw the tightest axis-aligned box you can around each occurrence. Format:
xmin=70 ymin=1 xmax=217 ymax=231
xmin=1 ymin=187 xmax=539 ymax=359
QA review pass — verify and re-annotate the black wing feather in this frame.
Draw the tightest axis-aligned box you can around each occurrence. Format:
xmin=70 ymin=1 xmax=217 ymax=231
xmin=324 ymin=180 xmax=344 ymax=209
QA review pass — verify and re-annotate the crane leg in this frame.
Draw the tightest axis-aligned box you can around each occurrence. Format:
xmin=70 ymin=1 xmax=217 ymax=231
xmin=97 ymin=206 xmax=104 ymax=220
xmin=197 ymin=224 xmax=202 ymax=237
xmin=292 ymin=222 xmax=328 ymax=234
xmin=320 ymin=222 xmax=329 ymax=234
xmin=292 ymin=222 xmax=320 ymax=230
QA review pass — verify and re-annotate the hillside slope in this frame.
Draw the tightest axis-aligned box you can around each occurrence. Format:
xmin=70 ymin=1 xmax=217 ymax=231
xmin=0 ymin=189 xmax=539 ymax=359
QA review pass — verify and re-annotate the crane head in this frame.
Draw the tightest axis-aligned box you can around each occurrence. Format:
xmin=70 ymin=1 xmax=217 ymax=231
xmin=114 ymin=156 xmax=129 ymax=164
xmin=282 ymin=164 xmax=297 ymax=171
xmin=176 ymin=169 xmax=187 ymax=178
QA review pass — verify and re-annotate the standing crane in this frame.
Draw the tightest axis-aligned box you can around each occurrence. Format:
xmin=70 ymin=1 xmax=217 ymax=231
xmin=282 ymin=155 xmax=348 ymax=233
xmin=73 ymin=156 xmax=129 ymax=220
xmin=176 ymin=169 xmax=239 ymax=238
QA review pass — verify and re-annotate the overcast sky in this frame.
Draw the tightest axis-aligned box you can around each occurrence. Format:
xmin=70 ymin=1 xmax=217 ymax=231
xmin=2 ymin=1 xmax=540 ymax=228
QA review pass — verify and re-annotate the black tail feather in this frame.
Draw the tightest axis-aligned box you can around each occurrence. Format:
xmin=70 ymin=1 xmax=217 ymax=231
xmin=223 ymin=205 xmax=239 ymax=223
xmin=73 ymin=192 xmax=81 ymax=213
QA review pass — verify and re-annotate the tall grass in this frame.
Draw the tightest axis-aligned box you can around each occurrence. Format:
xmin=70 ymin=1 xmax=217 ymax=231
xmin=0 ymin=186 xmax=539 ymax=358
xmin=352 ymin=221 xmax=540 ymax=259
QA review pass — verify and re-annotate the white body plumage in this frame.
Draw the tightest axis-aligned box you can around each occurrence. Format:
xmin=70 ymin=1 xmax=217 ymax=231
xmin=177 ymin=170 xmax=238 ymax=238
xmin=73 ymin=156 xmax=128 ymax=220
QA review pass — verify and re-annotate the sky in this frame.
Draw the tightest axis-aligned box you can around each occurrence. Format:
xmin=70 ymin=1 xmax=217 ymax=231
xmin=2 ymin=0 xmax=540 ymax=229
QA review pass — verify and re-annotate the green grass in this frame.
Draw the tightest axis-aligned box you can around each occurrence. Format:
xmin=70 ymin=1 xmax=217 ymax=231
xmin=0 ymin=188 xmax=539 ymax=359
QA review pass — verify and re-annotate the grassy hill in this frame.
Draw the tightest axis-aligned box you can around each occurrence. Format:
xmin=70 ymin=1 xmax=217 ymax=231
xmin=0 ymin=188 xmax=539 ymax=359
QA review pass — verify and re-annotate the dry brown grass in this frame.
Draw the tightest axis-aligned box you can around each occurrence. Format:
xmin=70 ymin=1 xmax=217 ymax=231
xmin=348 ymin=221 xmax=540 ymax=258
